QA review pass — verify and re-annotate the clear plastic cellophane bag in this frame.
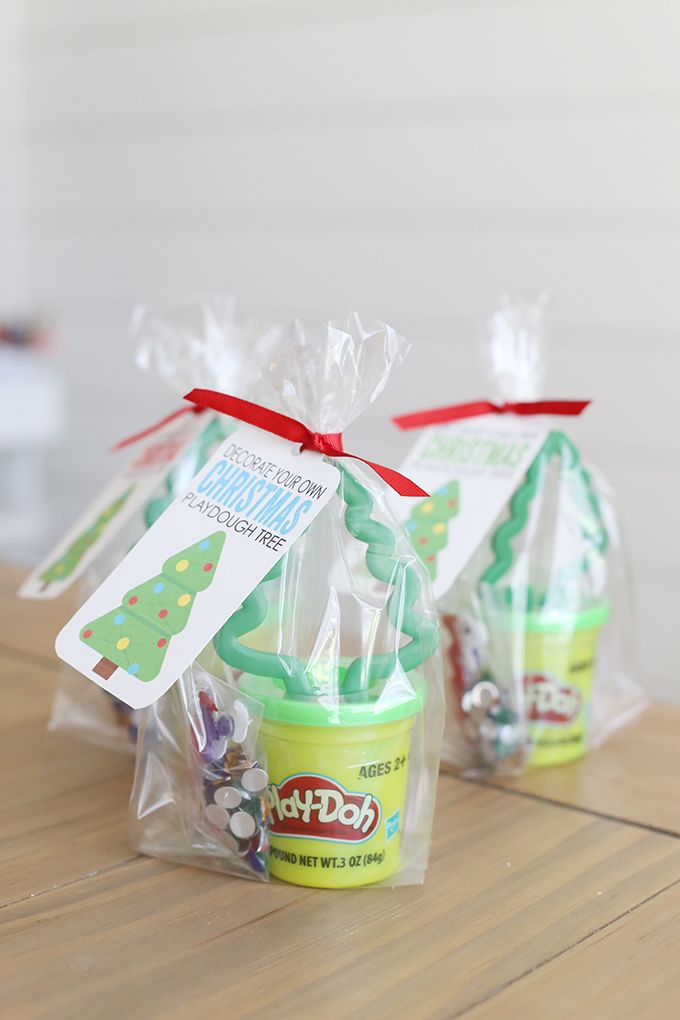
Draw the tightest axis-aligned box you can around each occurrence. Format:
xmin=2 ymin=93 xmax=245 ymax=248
xmin=439 ymin=299 xmax=646 ymax=775
xmin=49 ymin=297 xmax=283 ymax=753
xmin=130 ymin=311 xmax=444 ymax=888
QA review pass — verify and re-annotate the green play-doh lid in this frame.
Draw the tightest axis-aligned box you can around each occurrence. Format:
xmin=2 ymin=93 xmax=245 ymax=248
xmin=239 ymin=671 xmax=424 ymax=727
xmin=484 ymin=597 xmax=611 ymax=635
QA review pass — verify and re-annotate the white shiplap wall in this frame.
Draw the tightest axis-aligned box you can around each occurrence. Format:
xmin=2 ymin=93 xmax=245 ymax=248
xmin=2 ymin=0 xmax=679 ymax=698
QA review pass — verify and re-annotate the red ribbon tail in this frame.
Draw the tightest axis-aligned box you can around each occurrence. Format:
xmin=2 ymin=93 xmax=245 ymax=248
xmin=111 ymin=405 xmax=204 ymax=452
xmin=184 ymin=388 xmax=311 ymax=446
xmin=340 ymin=454 xmax=429 ymax=497
xmin=393 ymin=398 xmax=591 ymax=430
xmin=393 ymin=400 xmax=500 ymax=430
xmin=509 ymin=399 xmax=591 ymax=416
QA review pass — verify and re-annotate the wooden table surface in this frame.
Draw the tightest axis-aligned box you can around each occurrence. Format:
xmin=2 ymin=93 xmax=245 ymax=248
xmin=1 ymin=563 xmax=679 ymax=1019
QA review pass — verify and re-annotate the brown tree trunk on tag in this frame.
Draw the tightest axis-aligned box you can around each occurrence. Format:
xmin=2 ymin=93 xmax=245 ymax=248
xmin=93 ymin=657 xmax=118 ymax=681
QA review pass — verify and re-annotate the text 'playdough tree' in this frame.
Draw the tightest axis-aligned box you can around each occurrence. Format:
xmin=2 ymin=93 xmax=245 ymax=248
xmin=80 ymin=531 xmax=225 ymax=682
xmin=40 ymin=488 xmax=133 ymax=590
xmin=405 ymin=481 xmax=460 ymax=581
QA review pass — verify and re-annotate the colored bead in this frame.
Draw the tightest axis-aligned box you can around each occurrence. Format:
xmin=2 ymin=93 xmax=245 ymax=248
xmin=209 ymin=734 xmax=227 ymax=760
xmin=247 ymin=851 xmax=266 ymax=874
xmin=196 ymin=689 xmax=268 ymax=877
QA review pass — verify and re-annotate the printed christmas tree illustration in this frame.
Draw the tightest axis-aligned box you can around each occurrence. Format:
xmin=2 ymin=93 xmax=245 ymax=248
xmin=405 ymin=481 xmax=460 ymax=581
xmin=40 ymin=488 xmax=133 ymax=591
xmin=80 ymin=531 xmax=226 ymax=682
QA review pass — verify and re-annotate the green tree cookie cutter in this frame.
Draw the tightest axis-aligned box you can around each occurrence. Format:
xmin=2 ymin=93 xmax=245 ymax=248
xmin=213 ymin=464 xmax=439 ymax=701
xmin=479 ymin=430 xmax=608 ymax=609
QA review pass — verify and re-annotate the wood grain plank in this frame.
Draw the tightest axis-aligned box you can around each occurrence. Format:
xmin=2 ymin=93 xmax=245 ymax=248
xmin=0 ymin=562 xmax=75 ymax=664
xmin=1 ymin=777 xmax=679 ymax=1019
xmin=491 ymin=705 xmax=680 ymax=837
xmin=2 ymin=585 xmax=679 ymax=1016
xmin=465 ymin=878 xmax=680 ymax=1019
xmin=0 ymin=650 xmax=63 ymax=731
xmin=0 ymin=649 xmax=134 ymax=905
xmin=1 ymin=735 xmax=134 ymax=907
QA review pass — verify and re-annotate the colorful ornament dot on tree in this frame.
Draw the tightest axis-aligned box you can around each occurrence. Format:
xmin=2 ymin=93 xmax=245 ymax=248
xmin=80 ymin=531 xmax=226 ymax=683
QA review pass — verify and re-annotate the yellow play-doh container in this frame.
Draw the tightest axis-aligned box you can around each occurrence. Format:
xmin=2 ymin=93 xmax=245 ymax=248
xmin=239 ymin=673 xmax=423 ymax=888
xmin=519 ymin=603 xmax=610 ymax=768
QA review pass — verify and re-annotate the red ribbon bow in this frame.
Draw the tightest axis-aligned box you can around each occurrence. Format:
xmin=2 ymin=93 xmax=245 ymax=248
xmin=114 ymin=388 xmax=428 ymax=497
xmin=392 ymin=398 xmax=591 ymax=431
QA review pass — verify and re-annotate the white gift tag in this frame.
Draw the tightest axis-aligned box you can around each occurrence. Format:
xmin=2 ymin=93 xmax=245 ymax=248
xmin=20 ymin=411 xmax=216 ymax=600
xmin=393 ymin=418 xmax=549 ymax=597
xmin=56 ymin=425 xmax=340 ymax=708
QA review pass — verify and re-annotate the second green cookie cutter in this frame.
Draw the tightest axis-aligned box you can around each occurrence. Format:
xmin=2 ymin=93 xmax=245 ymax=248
xmin=480 ymin=430 xmax=608 ymax=607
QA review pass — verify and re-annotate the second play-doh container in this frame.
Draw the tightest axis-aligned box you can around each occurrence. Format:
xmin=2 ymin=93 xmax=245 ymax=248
xmin=488 ymin=602 xmax=610 ymax=768
xmin=522 ymin=602 xmax=610 ymax=767
xmin=239 ymin=673 xmax=423 ymax=888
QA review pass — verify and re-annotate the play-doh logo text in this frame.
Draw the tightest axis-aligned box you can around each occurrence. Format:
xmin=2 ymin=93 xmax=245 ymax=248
xmin=524 ymin=674 xmax=582 ymax=725
xmin=268 ymin=774 xmax=381 ymax=843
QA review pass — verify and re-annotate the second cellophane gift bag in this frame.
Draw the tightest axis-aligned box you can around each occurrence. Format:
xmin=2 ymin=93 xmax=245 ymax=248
xmin=392 ymin=301 xmax=645 ymax=776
